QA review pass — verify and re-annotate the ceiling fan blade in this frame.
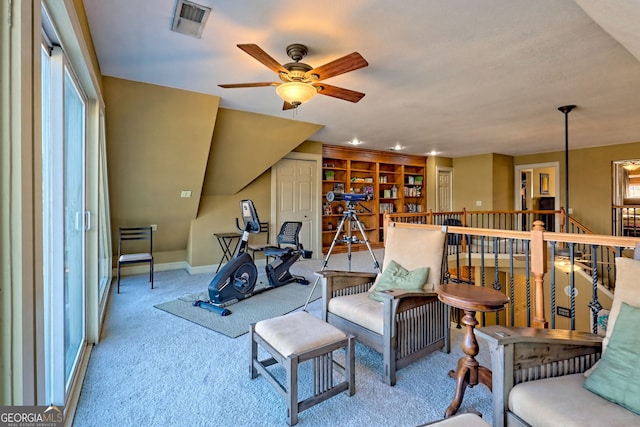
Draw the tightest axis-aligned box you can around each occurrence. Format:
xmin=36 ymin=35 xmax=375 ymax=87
xmin=307 ymin=52 xmax=368 ymax=81
xmin=314 ymin=83 xmax=365 ymax=103
xmin=218 ymin=82 xmax=277 ymax=88
xmin=282 ymin=101 xmax=297 ymax=110
xmin=237 ymin=44 xmax=287 ymax=74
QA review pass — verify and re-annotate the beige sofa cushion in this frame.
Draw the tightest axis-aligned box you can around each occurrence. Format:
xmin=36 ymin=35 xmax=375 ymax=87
xmin=509 ymin=374 xmax=640 ymax=427
xmin=371 ymin=225 xmax=446 ymax=292
xmin=328 ymin=292 xmax=384 ymax=335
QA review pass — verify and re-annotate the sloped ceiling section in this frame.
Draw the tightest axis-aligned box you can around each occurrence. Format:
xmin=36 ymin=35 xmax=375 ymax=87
xmin=202 ymin=108 xmax=323 ymax=195
xmin=105 ymin=77 xmax=219 ymax=252
xmin=576 ymin=0 xmax=640 ymax=62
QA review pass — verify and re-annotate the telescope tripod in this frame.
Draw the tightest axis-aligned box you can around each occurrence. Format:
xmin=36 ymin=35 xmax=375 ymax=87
xmin=303 ymin=203 xmax=380 ymax=311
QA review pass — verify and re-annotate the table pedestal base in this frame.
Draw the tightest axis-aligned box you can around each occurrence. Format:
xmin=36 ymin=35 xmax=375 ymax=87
xmin=444 ymin=309 xmax=492 ymax=418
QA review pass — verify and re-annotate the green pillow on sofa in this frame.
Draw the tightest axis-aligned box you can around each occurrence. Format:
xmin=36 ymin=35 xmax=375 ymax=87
xmin=583 ymin=302 xmax=640 ymax=416
xmin=368 ymin=260 xmax=429 ymax=302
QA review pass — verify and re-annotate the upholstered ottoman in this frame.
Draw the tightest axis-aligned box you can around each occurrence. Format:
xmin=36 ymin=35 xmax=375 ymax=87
xmin=250 ymin=311 xmax=355 ymax=426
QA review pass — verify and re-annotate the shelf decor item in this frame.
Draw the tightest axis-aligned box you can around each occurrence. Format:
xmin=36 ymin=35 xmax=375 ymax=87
xmin=324 ymin=170 xmax=335 ymax=180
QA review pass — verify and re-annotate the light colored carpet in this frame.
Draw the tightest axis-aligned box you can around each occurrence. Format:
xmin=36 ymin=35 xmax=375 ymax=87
xmin=73 ymin=251 xmax=494 ymax=427
xmin=154 ymin=279 xmax=322 ymax=338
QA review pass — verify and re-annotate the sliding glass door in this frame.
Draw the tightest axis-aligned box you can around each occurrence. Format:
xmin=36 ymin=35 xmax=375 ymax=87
xmin=62 ymin=69 xmax=86 ymax=383
xmin=42 ymin=41 xmax=87 ymax=403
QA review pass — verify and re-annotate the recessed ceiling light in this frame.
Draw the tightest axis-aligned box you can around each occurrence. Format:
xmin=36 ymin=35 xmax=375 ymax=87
xmin=348 ymin=138 xmax=364 ymax=145
xmin=428 ymin=150 xmax=440 ymax=156
xmin=389 ymin=143 xmax=404 ymax=151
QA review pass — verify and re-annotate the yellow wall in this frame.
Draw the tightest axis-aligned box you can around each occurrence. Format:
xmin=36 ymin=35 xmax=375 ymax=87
xmin=516 ymin=141 xmax=640 ymax=235
xmin=188 ymin=172 xmax=272 ymax=267
xmin=492 ymin=153 xmax=514 ymax=211
xmin=104 ymin=77 xmax=219 ymax=263
xmin=453 ymin=154 xmax=496 ymax=210
xmin=445 ymin=142 xmax=640 ymax=235
xmin=202 ymin=109 xmax=322 ymax=196
xmin=105 ymin=75 xmax=323 ymax=267
xmin=187 ymin=141 xmax=322 ymax=267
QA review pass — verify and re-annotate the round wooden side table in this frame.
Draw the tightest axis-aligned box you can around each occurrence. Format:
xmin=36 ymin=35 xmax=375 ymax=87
xmin=436 ymin=283 xmax=509 ymax=418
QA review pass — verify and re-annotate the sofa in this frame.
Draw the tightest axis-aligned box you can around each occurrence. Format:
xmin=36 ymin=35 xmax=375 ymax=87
xmin=476 ymin=256 xmax=640 ymax=427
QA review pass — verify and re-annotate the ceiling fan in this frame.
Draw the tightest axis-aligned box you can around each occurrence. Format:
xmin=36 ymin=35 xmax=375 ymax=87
xmin=218 ymin=43 xmax=368 ymax=110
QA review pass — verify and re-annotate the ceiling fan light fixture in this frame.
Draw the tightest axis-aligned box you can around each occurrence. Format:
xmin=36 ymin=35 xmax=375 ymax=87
xmin=276 ymin=82 xmax=317 ymax=106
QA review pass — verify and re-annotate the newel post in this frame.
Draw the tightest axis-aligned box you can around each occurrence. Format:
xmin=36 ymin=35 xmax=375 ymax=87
xmin=383 ymin=212 xmax=390 ymax=242
xmin=531 ymin=220 xmax=548 ymax=328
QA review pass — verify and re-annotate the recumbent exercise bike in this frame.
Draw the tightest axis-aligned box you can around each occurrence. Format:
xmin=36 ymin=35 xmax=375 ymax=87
xmin=194 ymin=199 xmax=311 ymax=316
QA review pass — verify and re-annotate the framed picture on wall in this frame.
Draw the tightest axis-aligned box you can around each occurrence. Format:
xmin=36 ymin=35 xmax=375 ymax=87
xmin=540 ymin=173 xmax=550 ymax=195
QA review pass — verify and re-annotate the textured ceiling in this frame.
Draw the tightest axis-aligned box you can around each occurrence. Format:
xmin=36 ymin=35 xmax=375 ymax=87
xmin=83 ymin=0 xmax=640 ymax=158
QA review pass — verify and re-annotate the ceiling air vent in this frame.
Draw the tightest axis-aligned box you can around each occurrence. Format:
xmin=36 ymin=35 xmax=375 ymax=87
xmin=171 ymin=0 xmax=211 ymax=38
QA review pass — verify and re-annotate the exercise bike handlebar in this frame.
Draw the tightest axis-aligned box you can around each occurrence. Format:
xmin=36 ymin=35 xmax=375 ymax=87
xmin=235 ymin=217 xmax=261 ymax=233
xmin=235 ymin=199 xmax=262 ymax=233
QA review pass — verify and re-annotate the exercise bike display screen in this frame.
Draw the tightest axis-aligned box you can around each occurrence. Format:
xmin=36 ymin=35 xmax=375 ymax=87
xmin=240 ymin=200 xmax=261 ymax=233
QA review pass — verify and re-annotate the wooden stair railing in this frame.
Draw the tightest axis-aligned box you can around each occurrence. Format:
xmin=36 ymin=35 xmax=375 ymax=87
xmin=384 ymin=212 xmax=640 ymax=332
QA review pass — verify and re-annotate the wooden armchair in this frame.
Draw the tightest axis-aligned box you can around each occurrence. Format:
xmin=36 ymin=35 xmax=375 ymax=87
xmin=318 ymin=223 xmax=450 ymax=386
xmin=478 ymin=256 xmax=640 ymax=426
xmin=476 ymin=326 xmax=602 ymax=427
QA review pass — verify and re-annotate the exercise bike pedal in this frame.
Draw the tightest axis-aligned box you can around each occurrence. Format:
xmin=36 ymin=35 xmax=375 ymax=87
xmin=193 ymin=300 xmax=232 ymax=316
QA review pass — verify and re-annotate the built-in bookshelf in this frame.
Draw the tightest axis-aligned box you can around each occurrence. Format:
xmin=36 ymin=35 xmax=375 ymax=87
xmin=322 ymin=145 xmax=427 ymax=254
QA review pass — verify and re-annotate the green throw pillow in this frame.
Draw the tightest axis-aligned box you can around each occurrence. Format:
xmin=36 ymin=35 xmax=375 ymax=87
xmin=368 ymin=260 xmax=429 ymax=303
xmin=583 ymin=302 xmax=640 ymax=415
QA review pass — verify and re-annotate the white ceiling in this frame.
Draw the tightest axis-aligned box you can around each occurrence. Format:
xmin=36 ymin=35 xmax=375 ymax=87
xmin=82 ymin=0 xmax=640 ymax=158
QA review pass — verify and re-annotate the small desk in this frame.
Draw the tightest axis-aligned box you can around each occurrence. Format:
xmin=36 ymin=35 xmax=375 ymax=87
xmin=436 ymin=284 xmax=509 ymax=418
xmin=214 ymin=232 xmax=242 ymax=273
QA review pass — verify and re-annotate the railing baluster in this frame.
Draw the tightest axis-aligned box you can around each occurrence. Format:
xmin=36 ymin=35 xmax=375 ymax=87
xmin=551 ymin=242 xmax=557 ymax=329
xmin=509 ymin=238 xmax=515 ymax=326
xmin=525 ymin=241 xmax=531 ymax=327
xmin=588 ymin=245 xmax=602 ymax=335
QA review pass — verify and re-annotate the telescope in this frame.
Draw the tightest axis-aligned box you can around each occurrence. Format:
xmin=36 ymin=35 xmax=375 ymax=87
xmin=326 ymin=191 xmax=373 ymax=203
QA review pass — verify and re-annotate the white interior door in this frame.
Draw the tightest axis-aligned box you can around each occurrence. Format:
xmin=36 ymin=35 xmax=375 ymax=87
xmin=274 ymin=158 xmax=316 ymax=253
xmin=436 ymin=167 xmax=453 ymax=212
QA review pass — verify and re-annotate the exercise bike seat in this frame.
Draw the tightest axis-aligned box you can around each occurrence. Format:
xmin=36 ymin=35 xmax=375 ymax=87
xmin=264 ymin=246 xmax=294 ymax=258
